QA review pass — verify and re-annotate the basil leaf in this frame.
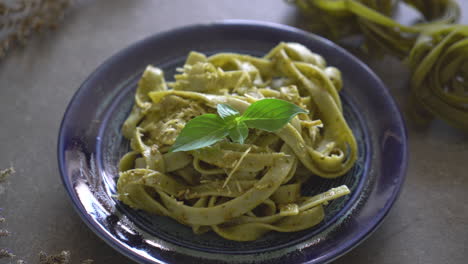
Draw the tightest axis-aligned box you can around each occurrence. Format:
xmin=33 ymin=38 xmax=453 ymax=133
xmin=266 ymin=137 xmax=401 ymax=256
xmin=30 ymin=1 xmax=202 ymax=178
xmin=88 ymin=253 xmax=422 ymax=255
xmin=170 ymin=114 xmax=228 ymax=152
xmin=228 ymin=121 xmax=248 ymax=144
xmin=217 ymin=104 xmax=240 ymax=121
xmin=240 ymin=98 xmax=308 ymax=132
xmin=171 ymin=99 xmax=307 ymax=151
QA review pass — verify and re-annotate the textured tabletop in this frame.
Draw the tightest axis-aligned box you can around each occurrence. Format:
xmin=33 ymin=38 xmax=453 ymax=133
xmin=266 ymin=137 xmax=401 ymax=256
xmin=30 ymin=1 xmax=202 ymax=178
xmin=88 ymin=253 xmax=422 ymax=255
xmin=1 ymin=1 xmax=467 ymax=263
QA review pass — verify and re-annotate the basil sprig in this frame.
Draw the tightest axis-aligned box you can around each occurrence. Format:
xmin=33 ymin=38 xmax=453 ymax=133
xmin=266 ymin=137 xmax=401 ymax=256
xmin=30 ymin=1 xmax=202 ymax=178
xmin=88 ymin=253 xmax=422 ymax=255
xmin=170 ymin=98 xmax=307 ymax=152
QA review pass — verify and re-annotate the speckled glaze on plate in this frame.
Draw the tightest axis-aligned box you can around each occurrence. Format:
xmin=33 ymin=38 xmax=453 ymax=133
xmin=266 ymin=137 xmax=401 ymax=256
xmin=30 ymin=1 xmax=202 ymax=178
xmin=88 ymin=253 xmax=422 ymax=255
xmin=58 ymin=20 xmax=407 ymax=264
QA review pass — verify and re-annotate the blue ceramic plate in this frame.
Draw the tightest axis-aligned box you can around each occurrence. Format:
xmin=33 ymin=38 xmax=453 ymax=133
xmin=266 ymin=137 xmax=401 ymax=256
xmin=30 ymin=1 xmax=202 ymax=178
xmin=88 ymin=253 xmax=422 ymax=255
xmin=58 ymin=20 xmax=407 ymax=264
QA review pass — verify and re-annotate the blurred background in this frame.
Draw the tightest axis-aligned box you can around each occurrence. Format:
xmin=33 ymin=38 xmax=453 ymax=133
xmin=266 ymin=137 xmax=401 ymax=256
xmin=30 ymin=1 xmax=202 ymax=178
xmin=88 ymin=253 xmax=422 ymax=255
xmin=1 ymin=0 xmax=467 ymax=263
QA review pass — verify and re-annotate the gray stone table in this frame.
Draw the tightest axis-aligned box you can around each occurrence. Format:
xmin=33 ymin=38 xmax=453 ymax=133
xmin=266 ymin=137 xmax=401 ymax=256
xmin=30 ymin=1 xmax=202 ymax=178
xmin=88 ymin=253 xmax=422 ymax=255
xmin=1 ymin=1 xmax=467 ymax=263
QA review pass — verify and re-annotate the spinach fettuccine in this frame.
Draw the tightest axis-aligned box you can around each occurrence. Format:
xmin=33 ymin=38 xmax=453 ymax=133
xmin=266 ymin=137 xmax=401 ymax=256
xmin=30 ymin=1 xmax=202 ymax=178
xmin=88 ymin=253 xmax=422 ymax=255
xmin=117 ymin=43 xmax=357 ymax=241
xmin=292 ymin=0 xmax=468 ymax=131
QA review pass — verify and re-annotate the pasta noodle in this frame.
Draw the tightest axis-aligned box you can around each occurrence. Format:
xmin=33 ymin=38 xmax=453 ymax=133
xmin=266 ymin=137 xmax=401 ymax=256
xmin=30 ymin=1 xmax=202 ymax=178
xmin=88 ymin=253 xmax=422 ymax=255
xmin=293 ymin=0 xmax=460 ymax=58
xmin=117 ymin=42 xmax=357 ymax=241
xmin=293 ymin=0 xmax=468 ymax=131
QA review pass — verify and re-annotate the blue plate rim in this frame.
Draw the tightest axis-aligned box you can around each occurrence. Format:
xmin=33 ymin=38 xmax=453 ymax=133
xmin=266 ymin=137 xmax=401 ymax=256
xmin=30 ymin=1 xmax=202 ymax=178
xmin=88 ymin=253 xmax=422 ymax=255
xmin=58 ymin=19 xmax=408 ymax=264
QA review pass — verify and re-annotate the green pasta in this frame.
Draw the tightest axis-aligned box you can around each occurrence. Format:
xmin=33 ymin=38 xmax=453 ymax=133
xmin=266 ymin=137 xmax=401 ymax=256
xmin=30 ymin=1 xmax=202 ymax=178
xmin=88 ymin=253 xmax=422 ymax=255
xmin=407 ymin=25 xmax=468 ymax=130
xmin=293 ymin=0 xmax=468 ymax=131
xmin=117 ymin=43 xmax=356 ymax=241
xmin=293 ymin=0 xmax=460 ymax=58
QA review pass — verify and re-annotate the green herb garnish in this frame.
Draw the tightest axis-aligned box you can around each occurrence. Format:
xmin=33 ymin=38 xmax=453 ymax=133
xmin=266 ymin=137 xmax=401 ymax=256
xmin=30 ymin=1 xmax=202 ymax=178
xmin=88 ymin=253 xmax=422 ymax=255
xmin=170 ymin=98 xmax=307 ymax=152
